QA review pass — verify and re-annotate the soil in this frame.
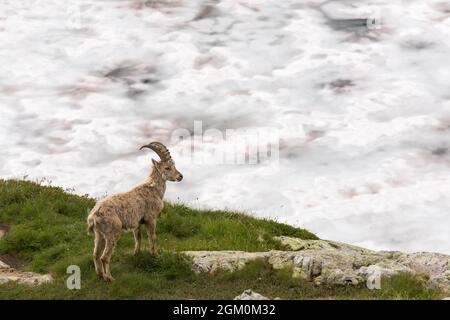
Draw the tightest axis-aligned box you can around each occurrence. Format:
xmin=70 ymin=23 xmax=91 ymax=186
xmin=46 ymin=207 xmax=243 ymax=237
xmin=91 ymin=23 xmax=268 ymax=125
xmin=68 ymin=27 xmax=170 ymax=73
xmin=0 ymin=253 xmax=26 ymax=270
xmin=0 ymin=223 xmax=10 ymax=239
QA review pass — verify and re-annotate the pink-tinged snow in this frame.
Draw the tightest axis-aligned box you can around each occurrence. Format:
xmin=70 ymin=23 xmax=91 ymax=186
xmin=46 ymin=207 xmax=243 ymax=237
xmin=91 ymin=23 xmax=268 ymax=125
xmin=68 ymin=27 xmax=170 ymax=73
xmin=0 ymin=0 xmax=449 ymax=253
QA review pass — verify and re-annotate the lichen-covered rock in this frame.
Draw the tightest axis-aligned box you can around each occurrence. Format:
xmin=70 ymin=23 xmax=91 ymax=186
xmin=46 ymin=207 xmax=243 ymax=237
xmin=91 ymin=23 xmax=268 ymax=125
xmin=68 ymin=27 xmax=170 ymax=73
xmin=182 ymin=237 xmax=450 ymax=293
xmin=183 ymin=251 xmax=270 ymax=273
xmin=394 ymin=252 xmax=449 ymax=276
xmin=427 ymin=271 xmax=450 ymax=294
xmin=234 ymin=289 xmax=269 ymax=300
xmin=0 ymin=266 xmax=53 ymax=286
xmin=292 ymin=254 xmax=322 ymax=280
xmin=274 ymin=236 xmax=337 ymax=251
xmin=274 ymin=236 xmax=374 ymax=255
xmin=317 ymin=269 xmax=363 ymax=286
xmin=356 ymin=263 xmax=410 ymax=286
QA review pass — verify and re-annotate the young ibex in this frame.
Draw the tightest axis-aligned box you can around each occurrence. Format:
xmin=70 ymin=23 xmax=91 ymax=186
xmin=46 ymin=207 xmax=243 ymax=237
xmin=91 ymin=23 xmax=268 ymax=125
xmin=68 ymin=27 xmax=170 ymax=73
xmin=87 ymin=142 xmax=183 ymax=282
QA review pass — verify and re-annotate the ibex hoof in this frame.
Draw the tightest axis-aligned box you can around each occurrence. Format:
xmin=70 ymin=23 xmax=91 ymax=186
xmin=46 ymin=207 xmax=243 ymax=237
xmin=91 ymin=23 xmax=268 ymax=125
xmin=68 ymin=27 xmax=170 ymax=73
xmin=103 ymin=275 xmax=115 ymax=282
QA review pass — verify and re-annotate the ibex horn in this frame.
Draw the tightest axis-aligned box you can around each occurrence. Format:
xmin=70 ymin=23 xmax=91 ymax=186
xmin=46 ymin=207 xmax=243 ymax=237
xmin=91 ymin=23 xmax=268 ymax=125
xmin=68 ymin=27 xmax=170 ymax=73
xmin=139 ymin=142 xmax=172 ymax=161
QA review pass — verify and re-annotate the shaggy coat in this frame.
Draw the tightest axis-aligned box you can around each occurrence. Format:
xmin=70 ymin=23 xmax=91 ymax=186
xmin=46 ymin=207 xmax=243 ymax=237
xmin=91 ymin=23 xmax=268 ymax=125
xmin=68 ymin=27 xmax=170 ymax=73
xmin=87 ymin=143 xmax=182 ymax=282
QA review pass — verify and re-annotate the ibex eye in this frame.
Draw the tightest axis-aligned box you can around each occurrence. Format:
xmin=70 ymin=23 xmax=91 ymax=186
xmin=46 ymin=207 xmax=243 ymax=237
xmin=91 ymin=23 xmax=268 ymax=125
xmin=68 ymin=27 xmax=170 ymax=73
xmin=165 ymin=167 xmax=170 ymax=170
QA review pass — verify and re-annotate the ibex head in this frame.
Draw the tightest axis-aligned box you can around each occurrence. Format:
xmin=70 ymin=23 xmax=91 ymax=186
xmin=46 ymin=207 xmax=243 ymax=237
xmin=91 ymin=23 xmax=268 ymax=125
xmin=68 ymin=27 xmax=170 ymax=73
xmin=140 ymin=142 xmax=183 ymax=182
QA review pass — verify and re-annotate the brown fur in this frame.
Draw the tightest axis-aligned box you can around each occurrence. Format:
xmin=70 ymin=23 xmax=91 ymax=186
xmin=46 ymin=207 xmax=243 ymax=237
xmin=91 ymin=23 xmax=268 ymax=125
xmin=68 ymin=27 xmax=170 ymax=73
xmin=87 ymin=155 xmax=182 ymax=282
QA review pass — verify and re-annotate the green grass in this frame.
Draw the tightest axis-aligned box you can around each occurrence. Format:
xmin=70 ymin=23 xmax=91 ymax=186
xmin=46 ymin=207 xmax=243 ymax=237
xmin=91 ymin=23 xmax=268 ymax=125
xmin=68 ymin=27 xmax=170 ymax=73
xmin=0 ymin=179 xmax=443 ymax=300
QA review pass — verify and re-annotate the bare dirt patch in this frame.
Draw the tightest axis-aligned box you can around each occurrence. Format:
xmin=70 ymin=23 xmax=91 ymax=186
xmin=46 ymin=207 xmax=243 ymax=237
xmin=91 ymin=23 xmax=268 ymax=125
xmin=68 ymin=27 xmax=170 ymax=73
xmin=0 ymin=223 xmax=10 ymax=239
xmin=0 ymin=223 xmax=28 ymax=270
xmin=0 ymin=254 xmax=26 ymax=270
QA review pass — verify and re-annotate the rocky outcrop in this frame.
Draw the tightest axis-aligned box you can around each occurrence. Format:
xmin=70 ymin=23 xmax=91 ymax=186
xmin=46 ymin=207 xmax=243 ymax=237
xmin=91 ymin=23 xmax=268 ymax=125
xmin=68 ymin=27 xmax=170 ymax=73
xmin=183 ymin=251 xmax=270 ymax=274
xmin=0 ymin=262 xmax=53 ymax=286
xmin=183 ymin=237 xmax=450 ymax=293
xmin=0 ymin=224 xmax=10 ymax=240
xmin=234 ymin=289 xmax=269 ymax=300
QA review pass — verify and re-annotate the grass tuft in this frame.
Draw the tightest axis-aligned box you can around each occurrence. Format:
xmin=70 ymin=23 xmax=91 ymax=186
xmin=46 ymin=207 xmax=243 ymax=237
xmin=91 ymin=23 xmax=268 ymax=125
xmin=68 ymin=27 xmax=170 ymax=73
xmin=128 ymin=251 xmax=194 ymax=280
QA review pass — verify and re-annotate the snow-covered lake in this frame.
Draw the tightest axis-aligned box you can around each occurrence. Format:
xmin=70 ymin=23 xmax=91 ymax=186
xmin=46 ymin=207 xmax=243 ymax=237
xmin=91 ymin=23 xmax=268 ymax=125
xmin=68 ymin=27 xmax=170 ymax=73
xmin=1 ymin=0 xmax=449 ymax=253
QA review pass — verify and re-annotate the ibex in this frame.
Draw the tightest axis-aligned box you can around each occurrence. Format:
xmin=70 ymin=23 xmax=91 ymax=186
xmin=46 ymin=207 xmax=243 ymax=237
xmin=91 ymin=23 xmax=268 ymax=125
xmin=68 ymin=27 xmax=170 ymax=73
xmin=87 ymin=142 xmax=183 ymax=282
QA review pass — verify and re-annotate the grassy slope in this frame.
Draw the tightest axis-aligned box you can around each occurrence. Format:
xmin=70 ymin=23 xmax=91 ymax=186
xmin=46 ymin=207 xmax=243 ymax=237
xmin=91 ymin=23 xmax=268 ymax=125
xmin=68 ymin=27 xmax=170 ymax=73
xmin=0 ymin=179 xmax=441 ymax=300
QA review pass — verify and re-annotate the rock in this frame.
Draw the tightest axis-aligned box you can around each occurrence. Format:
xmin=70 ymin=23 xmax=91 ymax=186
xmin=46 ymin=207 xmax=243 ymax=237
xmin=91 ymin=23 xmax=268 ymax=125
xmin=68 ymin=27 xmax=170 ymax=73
xmin=0 ymin=260 xmax=10 ymax=269
xmin=182 ymin=237 xmax=450 ymax=292
xmin=427 ymin=271 xmax=450 ymax=294
xmin=183 ymin=251 xmax=270 ymax=273
xmin=320 ymin=269 xmax=363 ymax=286
xmin=274 ymin=236 xmax=337 ymax=251
xmin=395 ymin=252 xmax=449 ymax=276
xmin=274 ymin=236 xmax=373 ymax=254
xmin=0 ymin=267 xmax=53 ymax=286
xmin=234 ymin=289 xmax=269 ymax=300
xmin=357 ymin=263 xmax=411 ymax=279
xmin=442 ymin=297 xmax=450 ymax=300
